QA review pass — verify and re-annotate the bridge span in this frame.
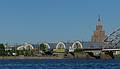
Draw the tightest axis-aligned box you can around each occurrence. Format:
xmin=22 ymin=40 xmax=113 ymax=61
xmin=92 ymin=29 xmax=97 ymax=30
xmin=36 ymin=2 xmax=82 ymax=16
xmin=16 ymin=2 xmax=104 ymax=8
xmin=102 ymin=49 xmax=120 ymax=51
xmin=77 ymin=48 xmax=120 ymax=57
xmin=80 ymin=48 xmax=120 ymax=51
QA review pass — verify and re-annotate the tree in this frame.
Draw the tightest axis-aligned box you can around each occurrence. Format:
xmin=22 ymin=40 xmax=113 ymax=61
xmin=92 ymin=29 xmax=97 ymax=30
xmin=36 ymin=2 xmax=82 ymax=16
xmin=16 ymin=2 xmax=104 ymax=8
xmin=39 ymin=43 xmax=48 ymax=52
xmin=0 ymin=44 xmax=5 ymax=56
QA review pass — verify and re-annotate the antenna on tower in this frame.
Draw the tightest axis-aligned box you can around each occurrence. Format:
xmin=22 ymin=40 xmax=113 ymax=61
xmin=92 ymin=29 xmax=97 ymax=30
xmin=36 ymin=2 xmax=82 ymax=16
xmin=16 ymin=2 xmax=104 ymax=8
xmin=98 ymin=14 xmax=101 ymax=22
xmin=97 ymin=14 xmax=103 ymax=26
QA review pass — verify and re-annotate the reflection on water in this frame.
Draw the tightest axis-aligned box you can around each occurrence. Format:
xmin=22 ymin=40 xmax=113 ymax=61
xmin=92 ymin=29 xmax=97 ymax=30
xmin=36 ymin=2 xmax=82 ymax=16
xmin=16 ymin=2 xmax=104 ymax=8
xmin=0 ymin=59 xmax=120 ymax=69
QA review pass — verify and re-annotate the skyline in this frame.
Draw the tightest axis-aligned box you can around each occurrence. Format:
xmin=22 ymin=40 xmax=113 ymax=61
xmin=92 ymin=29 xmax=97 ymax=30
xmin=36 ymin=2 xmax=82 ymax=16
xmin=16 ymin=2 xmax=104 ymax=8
xmin=0 ymin=0 xmax=120 ymax=43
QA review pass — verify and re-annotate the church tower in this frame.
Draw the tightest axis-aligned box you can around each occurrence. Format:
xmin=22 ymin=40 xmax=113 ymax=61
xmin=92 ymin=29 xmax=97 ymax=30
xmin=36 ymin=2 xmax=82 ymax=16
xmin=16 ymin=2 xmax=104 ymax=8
xmin=90 ymin=16 xmax=106 ymax=48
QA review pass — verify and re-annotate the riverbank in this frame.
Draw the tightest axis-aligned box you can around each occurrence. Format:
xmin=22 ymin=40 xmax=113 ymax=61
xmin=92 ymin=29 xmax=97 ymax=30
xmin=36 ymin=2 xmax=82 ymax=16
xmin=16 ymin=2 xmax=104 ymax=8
xmin=0 ymin=56 xmax=65 ymax=60
xmin=0 ymin=53 xmax=120 ymax=60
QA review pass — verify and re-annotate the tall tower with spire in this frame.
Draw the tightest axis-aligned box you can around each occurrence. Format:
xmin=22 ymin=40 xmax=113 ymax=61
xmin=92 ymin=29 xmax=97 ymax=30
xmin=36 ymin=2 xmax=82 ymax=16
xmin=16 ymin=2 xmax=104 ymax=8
xmin=90 ymin=16 xmax=106 ymax=48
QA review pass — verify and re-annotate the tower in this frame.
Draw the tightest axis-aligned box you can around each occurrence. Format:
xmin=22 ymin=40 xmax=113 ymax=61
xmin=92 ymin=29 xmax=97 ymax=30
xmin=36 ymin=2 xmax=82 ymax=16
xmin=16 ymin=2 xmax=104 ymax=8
xmin=90 ymin=16 xmax=106 ymax=48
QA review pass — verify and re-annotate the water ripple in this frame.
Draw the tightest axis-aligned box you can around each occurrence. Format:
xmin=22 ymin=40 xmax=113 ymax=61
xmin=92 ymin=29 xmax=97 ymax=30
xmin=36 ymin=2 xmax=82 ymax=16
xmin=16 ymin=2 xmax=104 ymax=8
xmin=0 ymin=59 xmax=119 ymax=69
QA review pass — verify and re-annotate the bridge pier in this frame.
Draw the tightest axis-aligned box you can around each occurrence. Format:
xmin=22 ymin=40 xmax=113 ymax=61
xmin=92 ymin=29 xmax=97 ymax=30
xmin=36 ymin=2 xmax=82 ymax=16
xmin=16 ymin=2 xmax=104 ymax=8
xmin=100 ymin=51 xmax=114 ymax=59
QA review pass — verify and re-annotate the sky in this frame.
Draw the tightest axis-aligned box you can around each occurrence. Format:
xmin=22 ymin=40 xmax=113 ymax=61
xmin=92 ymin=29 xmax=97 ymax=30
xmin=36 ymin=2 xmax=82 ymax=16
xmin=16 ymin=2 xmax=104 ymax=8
xmin=0 ymin=0 xmax=119 ymax=44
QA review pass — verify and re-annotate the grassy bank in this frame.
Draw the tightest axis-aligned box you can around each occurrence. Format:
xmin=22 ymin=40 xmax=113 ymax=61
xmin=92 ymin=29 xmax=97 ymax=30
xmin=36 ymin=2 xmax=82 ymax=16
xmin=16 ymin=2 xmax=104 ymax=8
xmin=0 ymin=56 xmax=65 ymax=60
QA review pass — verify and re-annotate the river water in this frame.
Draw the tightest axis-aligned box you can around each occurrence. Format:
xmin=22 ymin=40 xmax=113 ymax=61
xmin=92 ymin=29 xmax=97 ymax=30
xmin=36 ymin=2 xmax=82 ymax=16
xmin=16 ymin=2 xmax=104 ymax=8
xmin=0 ymin=59 xmax=120 ymax=69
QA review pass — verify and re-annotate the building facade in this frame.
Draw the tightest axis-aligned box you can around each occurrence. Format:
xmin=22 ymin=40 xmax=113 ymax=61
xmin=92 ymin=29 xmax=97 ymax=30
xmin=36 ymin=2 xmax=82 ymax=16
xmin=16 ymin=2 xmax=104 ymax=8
xmin=90 ymin=16 xmax=106 ymax=48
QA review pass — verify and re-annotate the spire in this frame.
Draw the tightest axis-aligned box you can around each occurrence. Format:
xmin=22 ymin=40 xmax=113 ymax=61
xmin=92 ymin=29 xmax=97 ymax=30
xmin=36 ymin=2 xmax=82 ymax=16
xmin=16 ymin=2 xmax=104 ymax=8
xmin=98 ymin=15 xmax=101 ymax=22
xmin=97 ymin=15 xmax=102 ymax=26
xmin=96 ymin=15 xmax=103 ymax=31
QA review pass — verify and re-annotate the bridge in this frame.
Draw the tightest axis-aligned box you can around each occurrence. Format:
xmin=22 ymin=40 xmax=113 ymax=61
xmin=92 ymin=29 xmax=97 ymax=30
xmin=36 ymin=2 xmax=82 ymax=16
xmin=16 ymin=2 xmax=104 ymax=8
xmin=102 ymin=49 xmax=120 ymax=51
xmin=68 ymin=26 xmax=120 ymax=59
xmin=101 ymin=27 xmax=120 ymax=49
xmin=81 ymin=27 xmax=120 ymax=59
xmin=104 ymin=27 xmax=120 ymax=49
xmin=78 ymin=48 xmax=120 ymax=51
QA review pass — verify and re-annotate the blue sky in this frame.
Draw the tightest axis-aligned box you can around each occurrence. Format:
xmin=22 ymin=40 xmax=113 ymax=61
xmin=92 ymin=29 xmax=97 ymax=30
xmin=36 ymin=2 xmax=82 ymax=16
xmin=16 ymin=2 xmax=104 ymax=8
xmin=0 ymin=0 xmax=119 ymax=43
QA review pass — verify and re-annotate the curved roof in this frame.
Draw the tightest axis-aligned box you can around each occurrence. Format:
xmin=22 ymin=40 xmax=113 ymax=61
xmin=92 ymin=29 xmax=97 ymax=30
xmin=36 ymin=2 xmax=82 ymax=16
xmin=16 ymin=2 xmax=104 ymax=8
xmin=24 ymin=44 xmax=34 ymax=50
xmin=56 ymin=42 xmax=66 ymax=49
xmin=72 ymin=41 xmax=83 ymax=49
xmin=17 ymin=46 xmax=24 ymax=50
xmin=17 ymin=43 xmax=34 ymax=50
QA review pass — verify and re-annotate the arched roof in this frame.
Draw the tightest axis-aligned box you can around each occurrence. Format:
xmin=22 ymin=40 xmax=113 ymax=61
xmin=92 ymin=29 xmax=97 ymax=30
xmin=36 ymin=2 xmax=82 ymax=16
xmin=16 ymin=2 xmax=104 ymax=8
xmin=24 ymin=44 xmax=34 ymax=50
xmin=17 ymin=43 xmax=34 ymax=50
xmin=72 ymin=41 xmax=83 ymax=49
xmin=17 ymin=46 xmax=24 ymax=50
xmin=56 ymin=42 xmax=66 ymax=49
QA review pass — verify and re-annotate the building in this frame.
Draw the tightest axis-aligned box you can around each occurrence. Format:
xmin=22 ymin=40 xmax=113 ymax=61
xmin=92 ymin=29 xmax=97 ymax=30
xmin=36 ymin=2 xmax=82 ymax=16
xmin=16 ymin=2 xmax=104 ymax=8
xmin=90 ymin=16 xmax=106 ymax=48
xmin=17 ymin=43 xmax=34 ymax=50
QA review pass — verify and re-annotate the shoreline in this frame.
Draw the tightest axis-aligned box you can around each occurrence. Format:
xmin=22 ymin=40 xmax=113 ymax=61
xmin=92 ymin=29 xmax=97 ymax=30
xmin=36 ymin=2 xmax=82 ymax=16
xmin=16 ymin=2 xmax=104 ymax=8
xmin=0 ymin=56 xmax=118 ymax=60
xmin=0 ymin=56 xmax=66 ymax=60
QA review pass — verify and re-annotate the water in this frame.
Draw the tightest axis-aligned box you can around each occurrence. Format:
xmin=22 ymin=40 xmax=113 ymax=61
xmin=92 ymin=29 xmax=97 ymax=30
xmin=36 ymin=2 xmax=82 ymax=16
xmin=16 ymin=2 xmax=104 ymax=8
xmin=0 ymin=59 xmax=120 ymax=69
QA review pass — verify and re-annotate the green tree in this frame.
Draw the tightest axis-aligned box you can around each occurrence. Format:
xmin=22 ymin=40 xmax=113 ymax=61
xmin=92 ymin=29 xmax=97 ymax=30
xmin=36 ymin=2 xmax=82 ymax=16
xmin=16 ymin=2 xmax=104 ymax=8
xmin=39 ymin=43 xmax=48 ymax=52
xmin=0 ymin=44 xmax=5 ymax=56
